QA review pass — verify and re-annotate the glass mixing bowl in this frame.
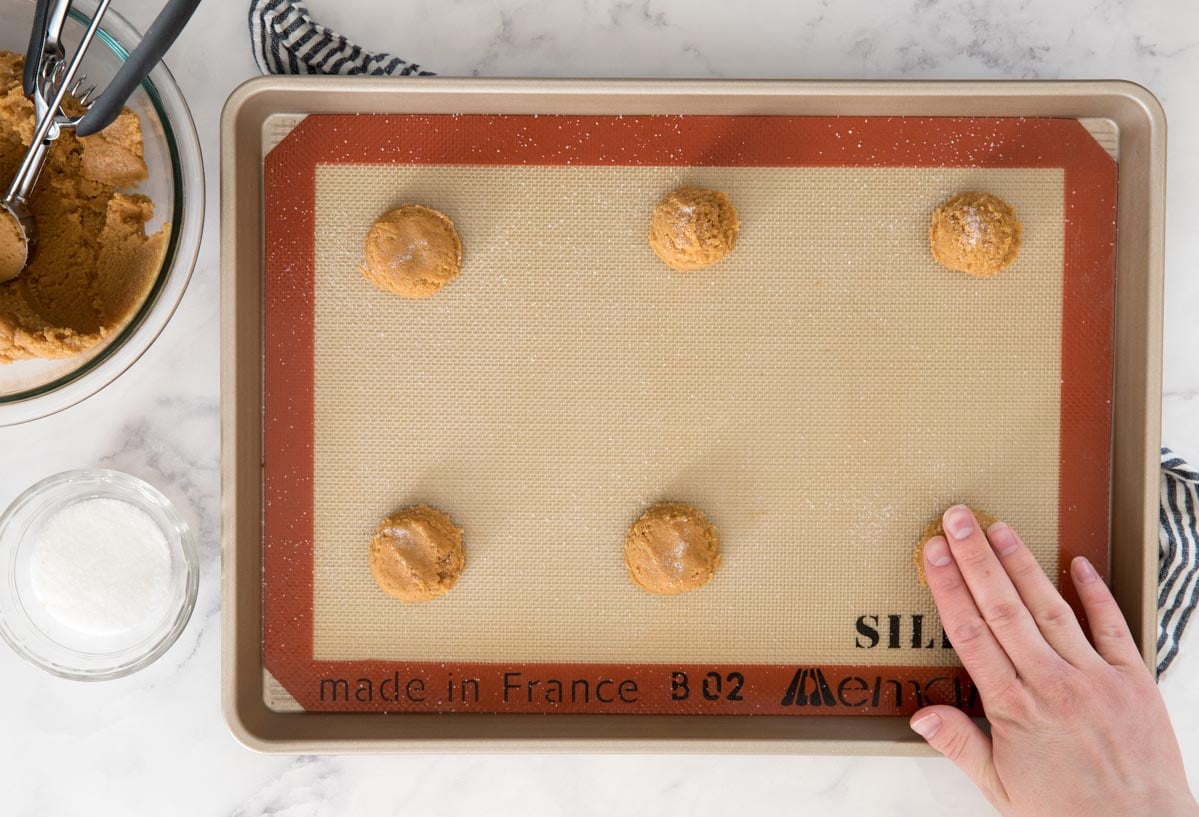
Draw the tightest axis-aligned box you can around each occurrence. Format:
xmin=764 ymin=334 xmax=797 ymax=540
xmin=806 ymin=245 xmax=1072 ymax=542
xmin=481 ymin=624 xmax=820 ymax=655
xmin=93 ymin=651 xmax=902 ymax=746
xmin=0 ymin=0 xmax=203 ymax=425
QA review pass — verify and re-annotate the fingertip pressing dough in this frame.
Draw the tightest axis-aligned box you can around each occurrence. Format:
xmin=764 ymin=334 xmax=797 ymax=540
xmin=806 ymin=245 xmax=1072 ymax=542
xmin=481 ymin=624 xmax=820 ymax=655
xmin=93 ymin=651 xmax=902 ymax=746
xmin=624 ymin=502 xmax=721 ymax=595
xmin=648 ymin=186 xmax=739 ymax=271
xmin=369 ymin=504 xmax=465 ymax=603
xmin=929 ymin=191 xmax=1022 ymax=277
xmin=914 ymin=507 xmax=1000 ymax=586
xmin=362 ymin=204 xmax=462 ymax=299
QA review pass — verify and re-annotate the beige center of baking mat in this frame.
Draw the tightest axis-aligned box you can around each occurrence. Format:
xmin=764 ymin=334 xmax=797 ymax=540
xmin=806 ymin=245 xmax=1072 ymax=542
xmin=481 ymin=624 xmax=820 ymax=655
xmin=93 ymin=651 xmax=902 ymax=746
xmin=309 ymin=163 xmax=1062 ymax=667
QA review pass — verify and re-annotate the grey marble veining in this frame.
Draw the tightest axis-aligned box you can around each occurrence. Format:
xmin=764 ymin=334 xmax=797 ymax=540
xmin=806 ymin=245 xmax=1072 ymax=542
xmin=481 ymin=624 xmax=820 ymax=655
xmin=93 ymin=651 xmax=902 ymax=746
xmin=1 ymin=0 xmax=1197 ymax=814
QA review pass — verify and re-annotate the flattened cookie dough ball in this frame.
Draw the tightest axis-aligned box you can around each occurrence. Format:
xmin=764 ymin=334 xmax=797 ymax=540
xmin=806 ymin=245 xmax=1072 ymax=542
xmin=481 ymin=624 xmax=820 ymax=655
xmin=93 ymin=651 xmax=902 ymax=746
xmin=369 ymin=504 xmax=465 ymax=602
xmin=362 ymin=204 xmax=462 ymax=298
xmin=929 ymin=191 xmax=1022 ymax=276
xmin=914 ymin=506 xmax=999 ymax=586
xmin=625 ymin=502 xmax=721 ymax=595
xmin=648 ymin=186 xmax=739 ymax=271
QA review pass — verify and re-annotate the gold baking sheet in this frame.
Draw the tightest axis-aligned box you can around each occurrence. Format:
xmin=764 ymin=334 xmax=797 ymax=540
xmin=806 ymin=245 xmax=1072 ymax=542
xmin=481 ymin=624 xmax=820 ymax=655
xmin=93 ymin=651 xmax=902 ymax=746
xmin=221 ymin=77 xmax=1164 ymax=754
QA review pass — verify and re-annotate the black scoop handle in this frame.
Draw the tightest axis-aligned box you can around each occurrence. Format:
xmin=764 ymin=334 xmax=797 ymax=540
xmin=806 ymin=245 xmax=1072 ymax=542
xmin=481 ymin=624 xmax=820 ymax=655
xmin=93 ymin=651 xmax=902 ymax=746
xmin=75 ymin=0 xmax=202 ymax=136
xmin=23 ymin=0 xmax=51 ymax=97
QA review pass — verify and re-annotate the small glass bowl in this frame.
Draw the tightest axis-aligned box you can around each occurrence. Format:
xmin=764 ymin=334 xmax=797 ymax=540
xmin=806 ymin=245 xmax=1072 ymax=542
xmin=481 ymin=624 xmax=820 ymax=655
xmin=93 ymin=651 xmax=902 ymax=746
xmin=0 ymin=469 xmax=197 ymax=680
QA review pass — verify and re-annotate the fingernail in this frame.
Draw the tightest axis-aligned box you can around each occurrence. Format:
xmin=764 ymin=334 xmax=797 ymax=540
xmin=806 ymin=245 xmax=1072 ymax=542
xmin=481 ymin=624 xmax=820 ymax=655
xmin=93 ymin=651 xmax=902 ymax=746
xmin=987 ymin=521 xmax=1019 ymax=555
xmin=1072 ymin=556 xmax=1099 ymax=584
xmin=911 ymin=713 xmax=942 ymax=739
xmin=924 ymin=536 xmax=952 ymax=567
xmin=944 ymin=505 xmax=975 ymax=540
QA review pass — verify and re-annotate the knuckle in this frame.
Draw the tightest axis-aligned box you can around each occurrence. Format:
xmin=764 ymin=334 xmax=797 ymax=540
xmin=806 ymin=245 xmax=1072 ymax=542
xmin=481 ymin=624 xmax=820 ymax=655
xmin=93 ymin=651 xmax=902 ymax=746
xmin=948 ymin=615 xmax=989 ymax=648
xmin=1035 ymin=602 xmax=1078 ymax=631
xmin=1096 ymin=620 xmax=1132 ymax=644
xmin=1084 ymin=587 xmax=1122 ymax=618
xmin=934 ymin=571 xmax=968 ymax=596
xmin=983 ymin=598 xmax=1025 ymax=629
xmin=1043 ymin=684 xmax=1080 ymax=714
xmin=1033 ymin=673 xmax=1083 ymax=715
xmin=1010 ymin=555 xmax=1045 ymax=581
xmin=1100 ymin=669 xmax=1141 ymax=703
xmin=956 ymin=544 xmax=992 ymax=568
xmin=938 ymin=725 xmax=973 ymax=763
xmin=986 ymin=679 xmax=1029 ymax=718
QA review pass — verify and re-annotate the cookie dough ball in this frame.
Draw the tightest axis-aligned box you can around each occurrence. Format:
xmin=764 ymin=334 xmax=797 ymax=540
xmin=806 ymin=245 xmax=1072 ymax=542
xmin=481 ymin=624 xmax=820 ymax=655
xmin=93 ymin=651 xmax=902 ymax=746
xmin=648 ymin=186 xmax=739 ymax=271
xmin=914 ymin=506 xmax=999 ymax=586
xmin=929 ymin=192 xmax=1022 ymax=277
xmin=369 ymin=504 xmax=465 ymax=602
xmin=0 ymin=210 xmax=27 ymax=283
xmin=362 ymin=204 xmax=462 ymax=298
xmin=624 ymin=502 xmax=721 ymax=595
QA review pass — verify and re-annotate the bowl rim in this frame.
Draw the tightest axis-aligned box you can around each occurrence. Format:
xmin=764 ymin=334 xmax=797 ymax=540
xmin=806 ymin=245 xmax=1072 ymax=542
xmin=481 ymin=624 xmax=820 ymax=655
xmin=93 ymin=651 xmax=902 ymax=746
xmin=0 ymin=0 xmax=205 ymax=425
xmin=0 ymin=467 xmax=199 ymax=680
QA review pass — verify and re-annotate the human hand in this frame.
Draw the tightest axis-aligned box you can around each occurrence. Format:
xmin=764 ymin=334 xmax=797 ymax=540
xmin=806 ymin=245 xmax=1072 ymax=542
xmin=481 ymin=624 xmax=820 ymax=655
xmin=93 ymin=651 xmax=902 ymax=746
xmin=911 ymin=505 xmax=1199 ymax=817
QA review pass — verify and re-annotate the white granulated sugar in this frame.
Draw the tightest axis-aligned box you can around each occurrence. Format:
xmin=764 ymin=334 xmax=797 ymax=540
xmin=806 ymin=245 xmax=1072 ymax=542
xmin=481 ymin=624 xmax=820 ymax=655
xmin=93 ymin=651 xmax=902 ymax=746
xmin=962 ymin=205 xmax=984 ymax=249
xmin=387 ymin=238 xmax=428 ymax=269
xmin=29 ymin=498 xmax=172 ymax=636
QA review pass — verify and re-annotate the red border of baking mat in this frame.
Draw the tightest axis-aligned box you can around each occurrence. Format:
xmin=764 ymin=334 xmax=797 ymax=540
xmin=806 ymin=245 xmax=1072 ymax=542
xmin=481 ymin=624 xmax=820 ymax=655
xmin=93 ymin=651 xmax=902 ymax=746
xmin=262 ymin=114 xmax=1117 ymax=715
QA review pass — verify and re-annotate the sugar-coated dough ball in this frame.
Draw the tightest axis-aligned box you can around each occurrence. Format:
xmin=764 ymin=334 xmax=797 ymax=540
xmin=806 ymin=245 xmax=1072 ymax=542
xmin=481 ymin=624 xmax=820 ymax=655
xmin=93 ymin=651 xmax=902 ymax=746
xmin=362 ymin=204 xmax=462 ymax=298
xmin=369 ymin=504 xmax=465 ymax=602
xmin=914 ymin=506 xmax=999 ymax=586
xmin=624 ymin=502 xmax=721 ymax=595
xmin=648 ymin=187 xmax=739 ymax=271
xmin=929 ymin=191 xmax=1022 ymax=277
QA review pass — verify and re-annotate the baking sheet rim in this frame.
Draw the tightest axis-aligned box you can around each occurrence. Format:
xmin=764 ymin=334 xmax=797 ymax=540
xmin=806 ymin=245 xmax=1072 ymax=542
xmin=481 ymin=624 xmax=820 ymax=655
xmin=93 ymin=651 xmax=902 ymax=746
xmin=220 ymin=76 xmax=1164 ymax=754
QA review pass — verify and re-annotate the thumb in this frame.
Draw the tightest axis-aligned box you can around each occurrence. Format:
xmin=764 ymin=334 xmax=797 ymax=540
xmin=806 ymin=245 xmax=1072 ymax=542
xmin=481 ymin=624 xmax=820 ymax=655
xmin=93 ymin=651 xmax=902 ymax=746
xmin=911 ymin=705 xmax=1003 ymax=802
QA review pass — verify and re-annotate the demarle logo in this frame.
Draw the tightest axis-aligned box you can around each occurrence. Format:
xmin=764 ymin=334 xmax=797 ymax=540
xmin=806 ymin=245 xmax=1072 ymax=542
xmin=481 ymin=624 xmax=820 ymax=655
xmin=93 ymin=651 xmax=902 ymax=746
xmin=780 ymin=667 xmax=836 ymax=707
xmin=779 ymin=666 xmax=979 ymax=710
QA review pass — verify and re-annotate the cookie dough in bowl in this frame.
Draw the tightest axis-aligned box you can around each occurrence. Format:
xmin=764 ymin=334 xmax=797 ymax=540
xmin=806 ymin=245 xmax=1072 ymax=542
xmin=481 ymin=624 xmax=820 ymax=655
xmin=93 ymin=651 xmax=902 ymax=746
xmin=648 ymin=186 xmax=739 ymax=271
xmin=362 ymin=204 xmax=462 ymax=298
xmin=624 ymin=502 xmax=721 ymax=595
xmin=369 ymin=504 xmax=465 ymax=602
xmin=0 ymin=52 xmax=167 ymax=364
xmin=0 ymin=5 xmax=204 ymax=427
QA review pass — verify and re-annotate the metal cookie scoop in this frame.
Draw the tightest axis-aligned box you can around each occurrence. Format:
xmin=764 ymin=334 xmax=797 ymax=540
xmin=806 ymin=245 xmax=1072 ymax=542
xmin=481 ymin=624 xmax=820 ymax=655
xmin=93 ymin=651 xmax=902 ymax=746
xmin=0 ymin=0 xmax=201 ymax=283
xmin=0 ymin=68 xmax=100 ymax=280
xmin=0 ymin=0 xmax=106 ymax=283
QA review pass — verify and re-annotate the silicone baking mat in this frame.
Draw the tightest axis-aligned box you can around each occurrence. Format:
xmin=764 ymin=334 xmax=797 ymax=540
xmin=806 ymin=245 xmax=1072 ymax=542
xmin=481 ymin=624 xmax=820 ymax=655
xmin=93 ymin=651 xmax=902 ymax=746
xmin=262 ymin=114 xmax=1116 ymax=716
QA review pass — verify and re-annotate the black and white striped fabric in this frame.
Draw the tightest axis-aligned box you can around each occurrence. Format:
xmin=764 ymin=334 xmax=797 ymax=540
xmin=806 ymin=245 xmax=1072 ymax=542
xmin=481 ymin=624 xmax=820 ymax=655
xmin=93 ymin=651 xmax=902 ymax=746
xmin=1158 ymin=448 xmax=1199 ymax=675
xmin=249 ymin=0 xmax=434 ymax=77
xmin=245 ymin=0 xmax=1199 ymax=678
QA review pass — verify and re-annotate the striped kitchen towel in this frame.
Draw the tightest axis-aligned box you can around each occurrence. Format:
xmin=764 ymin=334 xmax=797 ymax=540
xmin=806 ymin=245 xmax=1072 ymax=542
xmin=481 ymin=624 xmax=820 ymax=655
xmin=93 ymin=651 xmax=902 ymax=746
xmin=245 ymin=0 xmax=1199 ymax=677
xmin=249 ymin=0 xmax=434 ymax=77
xmin=1158 ymin=448 xmax=1199 ymax=675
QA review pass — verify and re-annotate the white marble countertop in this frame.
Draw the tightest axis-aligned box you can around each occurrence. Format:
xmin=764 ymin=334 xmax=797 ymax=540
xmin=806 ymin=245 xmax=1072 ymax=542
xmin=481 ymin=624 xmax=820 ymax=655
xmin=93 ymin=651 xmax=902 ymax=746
xmin=2 ymin=0 xmax=1198 ymax=813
